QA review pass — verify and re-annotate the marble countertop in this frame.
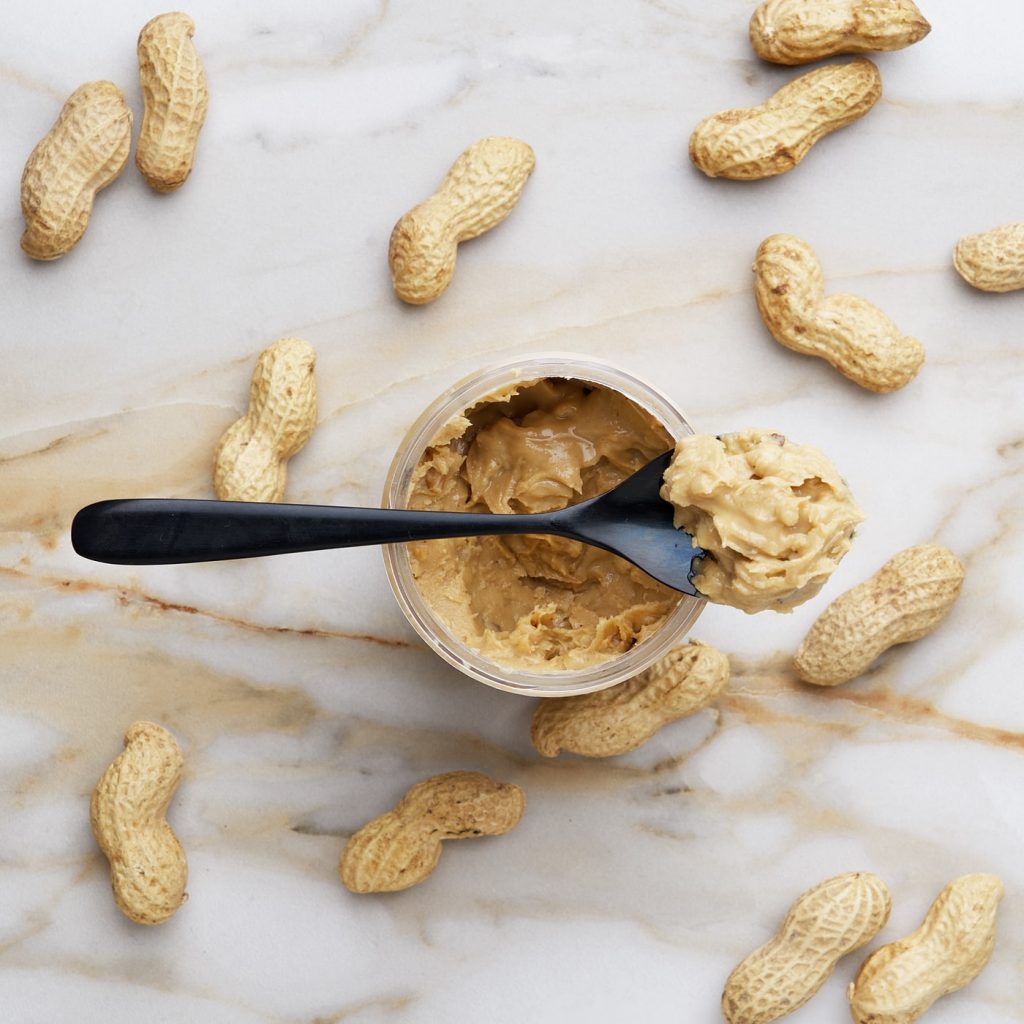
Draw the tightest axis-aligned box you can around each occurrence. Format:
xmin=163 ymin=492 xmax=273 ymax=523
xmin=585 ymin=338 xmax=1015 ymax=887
xmin=2 ymin=1 xmax=1023 ymax=1021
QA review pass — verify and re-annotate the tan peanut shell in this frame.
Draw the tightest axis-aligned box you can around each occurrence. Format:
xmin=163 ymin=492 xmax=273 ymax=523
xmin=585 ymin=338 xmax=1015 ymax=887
xmin=689 ymin=58 xmax=881 ymax=180
xmin=754 ymin=234 xmax=925 ymax=393
xmin=849 ymin=873 xmax=1003 ymax=1024
xmin=137 ymin=12 xmax=209 ymax=192
xmin=388 ymin=136 xmax=536 ymax=304
xmin=531 ymin=641 xmax=729 ymax=758
xmin=339 ymin=771 xmax=525 ymax=893
xmin=213 ymin=337 xmax=317 ymax=502
xmin=90 ymin=722 xmax=187 ymax=925
xmin=750 ymin=0 xmax=931 ymax=65
xmin=723 ymin=872 xmax=892 ymax=1024
xmin=953 ymin=223 xmax=1024 ymax=293
xmin=794 ymin=544 xmax=964 ymax=687
xmin=20 ymin=81 xmax=132 ymax=260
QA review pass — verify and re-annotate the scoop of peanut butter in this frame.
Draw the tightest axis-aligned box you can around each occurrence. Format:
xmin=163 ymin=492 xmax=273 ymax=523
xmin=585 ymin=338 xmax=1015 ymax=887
xmin=660 ymin=429 xmax=863 ymax=613
xmin=406 ymin=378 xmax=682 ymax=672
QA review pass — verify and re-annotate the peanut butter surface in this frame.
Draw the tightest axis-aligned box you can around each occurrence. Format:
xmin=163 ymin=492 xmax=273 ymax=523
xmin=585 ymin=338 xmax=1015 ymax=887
xmin=661 ymin=429 xmax=863 ymax=613
xmin=406 ymin=378 xmax=680 ymax=672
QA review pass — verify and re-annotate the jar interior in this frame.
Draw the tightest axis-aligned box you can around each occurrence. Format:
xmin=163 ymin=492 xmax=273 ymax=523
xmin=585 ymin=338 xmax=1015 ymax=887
xmin=382 ymin=356 xmax=705 ymax=696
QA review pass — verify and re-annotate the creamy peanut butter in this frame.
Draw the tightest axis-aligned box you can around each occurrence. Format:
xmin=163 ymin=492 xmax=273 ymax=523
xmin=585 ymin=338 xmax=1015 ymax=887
xmin=661 ymin=429 xmax=863 ymax=614
xmin=406 ymin=378 xmax=680 ymax=672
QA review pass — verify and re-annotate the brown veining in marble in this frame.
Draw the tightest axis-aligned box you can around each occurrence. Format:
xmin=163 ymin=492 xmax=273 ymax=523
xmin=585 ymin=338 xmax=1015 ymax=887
xmin=0 ymin=64 xmax=64 ymax=99
xmin=311 ymin=992 xmax=417 ymax=1024
xmin=726 ymin=653 xmax=1024 ymax=753
xmin=0 ymin=565 xmax=414 ymax=648
xmin=0 ymin=622 xmax=320 ymax=754
xmin=0 ymin=404 xmax=235 ymax=536
xmin=931 ymin=460 xmax=1022 ymax=572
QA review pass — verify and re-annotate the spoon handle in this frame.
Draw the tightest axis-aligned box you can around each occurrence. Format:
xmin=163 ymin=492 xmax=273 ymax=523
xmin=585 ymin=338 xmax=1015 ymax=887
xmin=71 ymin=498 xmax=560 ymax=566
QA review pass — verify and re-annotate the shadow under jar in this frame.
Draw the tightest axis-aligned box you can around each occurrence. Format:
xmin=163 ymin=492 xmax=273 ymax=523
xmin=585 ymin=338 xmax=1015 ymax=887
xmin=382 ymin=354 xmax=705 ymax=696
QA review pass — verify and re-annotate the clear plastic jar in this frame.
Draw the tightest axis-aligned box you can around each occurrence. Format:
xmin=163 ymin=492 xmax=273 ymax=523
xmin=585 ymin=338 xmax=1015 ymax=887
xmin=382 ymin=353 xmax=705 ymax=697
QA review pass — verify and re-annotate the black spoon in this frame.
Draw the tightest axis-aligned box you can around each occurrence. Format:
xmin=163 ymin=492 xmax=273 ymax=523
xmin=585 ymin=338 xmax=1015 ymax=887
xmin=71 ymin=450 xmax=706 ymax=595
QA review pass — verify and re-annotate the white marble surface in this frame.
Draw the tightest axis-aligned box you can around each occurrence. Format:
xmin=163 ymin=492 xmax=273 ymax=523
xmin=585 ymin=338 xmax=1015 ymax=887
xmin=2 ymin=1 xmax=1023 ymax=1021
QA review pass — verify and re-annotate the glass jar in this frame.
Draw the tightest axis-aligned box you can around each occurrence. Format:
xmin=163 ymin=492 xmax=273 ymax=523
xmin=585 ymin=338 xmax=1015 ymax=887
xmin=382 ymin=353 xmax=705 ymax=696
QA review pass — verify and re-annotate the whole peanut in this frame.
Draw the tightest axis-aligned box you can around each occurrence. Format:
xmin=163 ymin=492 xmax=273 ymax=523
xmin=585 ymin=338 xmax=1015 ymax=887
xmin=954 ymin=223 xmax=1024 ymax=293
xmin=388 ymin=136 xmax=536 ymax=304
xmin=689 ymin=58 xmax=881 ymax=180
xmin=90 ymin=722 xmax=187 ymax=925
xmin=754 ymin=234 xmax=925 ymax=393
xmin=750 ymin=0 xmax=931 ymax=65
xmin=339 ymin=771 xmax=525 ymax=893
xmin=723 ymin=872 xmax=892 ymax=1024
xmin=136 ymin=12 xmax=209 ymax=192
xmin=849 ymin=874 xmax=1003 ymax=1024
xmin=20 ymin=81 xmax=132 ymax=260
xmin=531 ymin=641 xmax=729 ymax=758
xmin=213 ymin=337 xmax=317 ymax=502
xmin=794 ymin=544 xmax=964 ymax=687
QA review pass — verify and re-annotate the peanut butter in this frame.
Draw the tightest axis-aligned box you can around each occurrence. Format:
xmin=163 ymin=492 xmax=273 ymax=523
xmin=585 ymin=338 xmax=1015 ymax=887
xmin=406 ymin=378 xmax=680 ymax=672
xmin=661 ymin=429 xmax=863 ymax=614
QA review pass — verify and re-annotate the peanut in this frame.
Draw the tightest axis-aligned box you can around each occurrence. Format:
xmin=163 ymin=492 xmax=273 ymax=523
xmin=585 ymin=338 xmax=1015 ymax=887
xmin=849 ymin=873 xmax=1004 ymax=1024
xmin=213 ymin=337 xmax=317 ymax=502
xmin=20 ymin=81 xmax=132 ymax=260
xmin=339 ymin=771 xmax=525 ymax=893
xmin=723 ymin=872 xmax=892 ymax=1024
xmin=953 ymin=223 xmax=1024 ymax=293
xmin=754 ymin=234 xmax=925 ymax=393
xmin=90 ymin=722 xmax=187 ymax=925
xmin=689 ymin=58 xmax=881 ymax=180
xmin=794 ymin=544 xmax=964 ymax=687
xmin=388 ymin=136 xmax=536 ymax=304
xmin=531 ymin=641 xmax=729 ymax=758
xmin=136 ymin=12 xmax=210 ymax=192
xmin=750 ymin=0 xmax=931 ymax=66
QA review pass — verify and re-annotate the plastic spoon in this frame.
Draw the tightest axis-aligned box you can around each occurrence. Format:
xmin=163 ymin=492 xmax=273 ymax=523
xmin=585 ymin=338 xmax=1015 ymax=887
xmin=71 ymin=450 xmax=705 ymax=595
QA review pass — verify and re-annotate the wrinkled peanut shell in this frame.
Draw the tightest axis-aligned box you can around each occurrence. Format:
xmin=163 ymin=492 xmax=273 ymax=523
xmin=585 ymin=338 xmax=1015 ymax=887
xmin=340 ymin=771 xmax=525 ymax=893
xmin=531 ymin=641 xmax=729 ymax=757
xmin=20 ymin=81 xmax=132 ymax=260
xmin=754 ymin=233 xmax=925 ymax=393
xmin=137 ymin=12 xmax=209 ymax=192
xmin=91 ymin=722 xmax=187 ymax=925
xmin=690 ymin=58 xmax=881 ymax=180
xmin=750 ymin=0 xmax=931 ymax=65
